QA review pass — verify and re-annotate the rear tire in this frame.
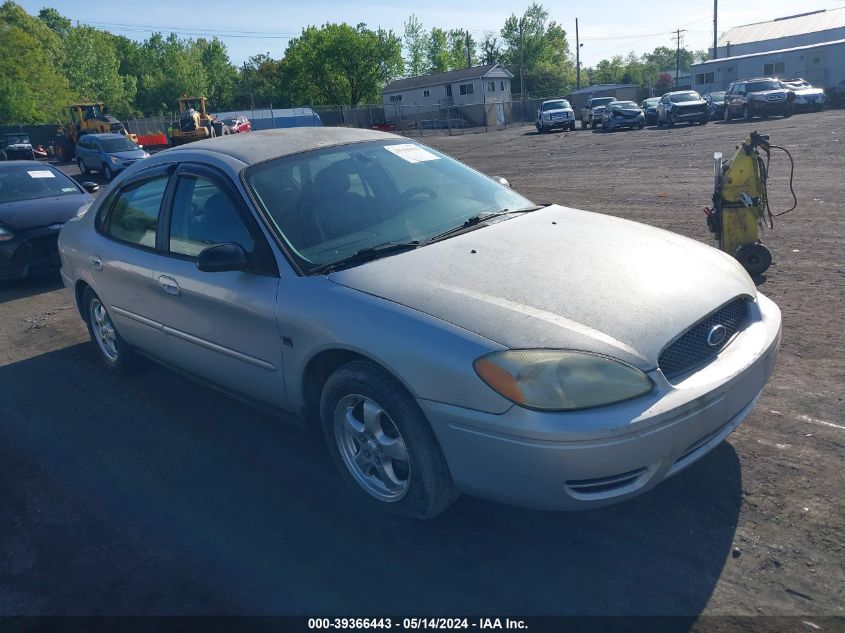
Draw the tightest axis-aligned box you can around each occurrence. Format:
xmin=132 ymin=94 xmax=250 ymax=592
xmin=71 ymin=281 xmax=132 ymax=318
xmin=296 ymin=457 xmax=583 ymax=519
xmin=83 ymin=288 xmax=136 ymax=372
xmin=735 ymin=243 xmax=772 ymax=276
xmin=320 ymin=360 xmax=458 ymax=519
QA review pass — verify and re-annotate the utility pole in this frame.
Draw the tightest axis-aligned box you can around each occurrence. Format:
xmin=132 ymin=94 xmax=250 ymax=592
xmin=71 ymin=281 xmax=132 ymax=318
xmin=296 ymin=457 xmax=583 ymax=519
xmin=519 ymin=18 xmax=525 ymax=101
xmin=673 ymin=29 xmax=687 ymax=87
xmin=576 ymin=18 xmax=581 ymax=90
xmin=465 ymin=30 xmax=472 ymax=68
xmin=713 ymin=0 xmax=718 ymax=59
xmin=243 ymin=61 xmax=255 ymax=111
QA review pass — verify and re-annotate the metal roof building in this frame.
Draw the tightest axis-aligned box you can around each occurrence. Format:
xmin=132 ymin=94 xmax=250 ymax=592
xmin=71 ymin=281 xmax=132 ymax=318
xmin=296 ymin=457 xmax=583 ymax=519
xmin=712 ymin=8 xmax=845 ymax=58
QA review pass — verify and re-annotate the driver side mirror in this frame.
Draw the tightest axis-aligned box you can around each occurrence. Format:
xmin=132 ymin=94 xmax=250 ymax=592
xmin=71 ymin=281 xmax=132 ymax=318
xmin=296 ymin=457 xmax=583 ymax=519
xmin=81 ymin=181 xmax=100 ymax=193
xmin=196 ymin=243 xmax=248 ymax=273
xmin=494 ymin=176 xmax=511 ymax=189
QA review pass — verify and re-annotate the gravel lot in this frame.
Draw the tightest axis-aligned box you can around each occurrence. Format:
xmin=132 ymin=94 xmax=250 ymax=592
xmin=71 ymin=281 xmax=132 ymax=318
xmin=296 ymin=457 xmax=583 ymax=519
xmin=1 ymin=111 xmax=843 ymax=619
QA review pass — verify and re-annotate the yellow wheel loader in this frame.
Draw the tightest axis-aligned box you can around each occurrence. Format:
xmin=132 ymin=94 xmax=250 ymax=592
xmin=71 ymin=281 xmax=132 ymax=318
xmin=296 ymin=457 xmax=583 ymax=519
xmin=170 ymin=97 xmax=228 ymax=146
xmin=704 ymin=131 xmax=796 ymax=276
xmin=53 ymin=103 xmax=138 ymax=162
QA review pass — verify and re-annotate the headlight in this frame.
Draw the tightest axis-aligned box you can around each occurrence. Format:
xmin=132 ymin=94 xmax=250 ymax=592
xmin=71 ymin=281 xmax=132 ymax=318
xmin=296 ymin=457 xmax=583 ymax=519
xmin=110 ymin=156 xmax=120 ymax=164
xmin=0 ymin=226 xmax=13 ymax=242
xmin=474 ymin=350 xmax=653 ymax=411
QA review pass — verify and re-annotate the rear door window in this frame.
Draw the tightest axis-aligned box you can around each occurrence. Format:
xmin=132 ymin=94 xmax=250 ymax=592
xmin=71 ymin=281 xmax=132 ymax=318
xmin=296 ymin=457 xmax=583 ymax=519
xmin=105 ymin=175 xmax=169 ymax=248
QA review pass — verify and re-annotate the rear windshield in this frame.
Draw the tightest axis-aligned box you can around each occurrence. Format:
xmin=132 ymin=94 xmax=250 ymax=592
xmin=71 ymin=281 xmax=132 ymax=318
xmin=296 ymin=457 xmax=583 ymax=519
xmin=0 ymin=165 xmax=80 ymax=204
xmin=746 ymin=81 xmax=783 ymax=92
xmin=542 ymin=100 xmax=571 ymax=111
xmin=670 ymin=92 xmax=702 ymax=103
xmin=100 ymin=138 xmax=140 ymax=153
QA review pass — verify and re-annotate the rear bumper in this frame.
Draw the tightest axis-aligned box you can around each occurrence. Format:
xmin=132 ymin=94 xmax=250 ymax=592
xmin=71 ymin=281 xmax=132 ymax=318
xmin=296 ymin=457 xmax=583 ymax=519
xmin=420 ymin=293 xmax=781 ymax=510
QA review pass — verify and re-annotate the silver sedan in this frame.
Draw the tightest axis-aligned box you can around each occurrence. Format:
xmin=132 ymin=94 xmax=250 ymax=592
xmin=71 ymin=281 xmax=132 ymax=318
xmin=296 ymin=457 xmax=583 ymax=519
xmin=58 ymin=128 xmax=781 ymax=518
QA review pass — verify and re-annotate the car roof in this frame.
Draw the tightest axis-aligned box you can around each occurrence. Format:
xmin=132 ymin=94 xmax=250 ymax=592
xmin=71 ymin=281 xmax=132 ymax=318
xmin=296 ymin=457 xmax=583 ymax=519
xmin=85 ymin=133 xmax=128 ymax=140
xmin=0 ymin=160 xmax=58 ymax=171
xmin=166 ymin=127 xmax=402 ymax=165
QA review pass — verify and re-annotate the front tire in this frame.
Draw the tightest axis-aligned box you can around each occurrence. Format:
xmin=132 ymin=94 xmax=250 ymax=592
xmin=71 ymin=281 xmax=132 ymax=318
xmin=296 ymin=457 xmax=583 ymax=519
xmin=320 ymin=360 xmax=458 ymax=519
xmin=724 ymin=106 xmax=732 ymax=122
xmin=83 ymin=288 xmax=136 ymax=372
xmin=103 ymin=164 xmax=114 ymax=182
xmin=77 ymin=157 xmax=89 ymax=175
xmin=743 ymin=105 xmax=753 ymax=121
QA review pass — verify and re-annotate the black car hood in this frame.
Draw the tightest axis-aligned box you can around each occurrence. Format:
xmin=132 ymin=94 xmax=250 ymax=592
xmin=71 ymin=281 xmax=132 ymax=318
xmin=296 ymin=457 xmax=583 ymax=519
xmin=0 ymin=194 xmax=93 ymax=231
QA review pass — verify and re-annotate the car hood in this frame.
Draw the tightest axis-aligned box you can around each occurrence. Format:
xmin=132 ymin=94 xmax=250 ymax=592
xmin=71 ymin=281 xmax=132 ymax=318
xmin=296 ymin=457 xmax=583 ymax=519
xmin=328 ymin=206 xmax=756 ymax=370
xmin=793 ymin=87 xmax=823 ymax=95
xmin=0 ymin=194 xmax=93 ymax=230
xmin=609 ymin=107 xmax=642 ymax=115
xmin=670 ymin=99 xmax=706 ymax=107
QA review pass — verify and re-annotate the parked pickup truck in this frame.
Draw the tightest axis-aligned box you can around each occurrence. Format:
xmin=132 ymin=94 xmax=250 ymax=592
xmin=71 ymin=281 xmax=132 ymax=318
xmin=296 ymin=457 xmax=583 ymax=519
xmin=580 ymin=97 xmax=616 ymax=129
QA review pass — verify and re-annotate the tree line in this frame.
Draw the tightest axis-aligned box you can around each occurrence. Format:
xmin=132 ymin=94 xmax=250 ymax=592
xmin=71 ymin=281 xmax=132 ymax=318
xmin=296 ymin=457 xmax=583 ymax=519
xmin=0 ymin=0 xmax=706 ymax=124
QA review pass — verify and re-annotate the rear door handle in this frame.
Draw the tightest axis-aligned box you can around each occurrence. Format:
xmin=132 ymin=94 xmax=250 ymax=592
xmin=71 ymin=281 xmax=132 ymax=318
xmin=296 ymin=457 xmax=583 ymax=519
xmin=158 ymin=275 xmax=180 ymax=296
xmin=90 ymin=257 xmax=102 ymax=271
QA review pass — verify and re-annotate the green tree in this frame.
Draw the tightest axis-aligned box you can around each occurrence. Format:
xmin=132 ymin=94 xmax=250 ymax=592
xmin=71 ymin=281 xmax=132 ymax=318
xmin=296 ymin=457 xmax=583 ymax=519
xmin=281 ymin=23 xmax=402 ymax=105
xmin=500 ymin=3 xmax=573 ymax=96
xmin=197 ymin=38 xmax=238 ymax=110
xmin=62 ymin=26 xmax=134 ymax=117
xmin=403 ymin=14 xmax=426 ymax=77
xmin=480 ymin=31 xmax=501 ymax=65
xmin=426 ymin=27 xmax=450 ymax=74
xmin=447 ymin=29 xmax=474 ymax=69
xmin=0 ymin=1 xmax=72 ymax=122
xmin=37 ymin=7 xmax=70 ymax=37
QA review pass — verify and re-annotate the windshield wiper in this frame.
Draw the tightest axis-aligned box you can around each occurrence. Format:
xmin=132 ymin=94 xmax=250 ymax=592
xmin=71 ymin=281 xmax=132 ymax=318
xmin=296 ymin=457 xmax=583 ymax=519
xmin=428 ymin=205 xmax=548 ymax=243
xmin=311 ymin=241 xmax=422 ymax=275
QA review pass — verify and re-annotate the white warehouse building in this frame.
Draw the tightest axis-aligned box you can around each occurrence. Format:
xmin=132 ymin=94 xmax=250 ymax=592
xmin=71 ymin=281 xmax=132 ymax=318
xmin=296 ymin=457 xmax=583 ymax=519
xmin=691 ymin=8 xmax=845 ymax=93
xmin=381 ymin=64 xmax=513 ymax=125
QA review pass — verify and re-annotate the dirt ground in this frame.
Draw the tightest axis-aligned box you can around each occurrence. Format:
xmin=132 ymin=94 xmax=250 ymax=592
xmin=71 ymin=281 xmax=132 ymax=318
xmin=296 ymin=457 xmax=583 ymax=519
xmin=0 ymin=111 xmax=842 ymax=622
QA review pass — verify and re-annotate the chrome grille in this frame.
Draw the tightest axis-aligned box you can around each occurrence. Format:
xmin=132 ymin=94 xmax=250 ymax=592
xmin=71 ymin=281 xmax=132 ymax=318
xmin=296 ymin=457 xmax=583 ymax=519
xmin=659 ymin=298 xmax=750 ymax=380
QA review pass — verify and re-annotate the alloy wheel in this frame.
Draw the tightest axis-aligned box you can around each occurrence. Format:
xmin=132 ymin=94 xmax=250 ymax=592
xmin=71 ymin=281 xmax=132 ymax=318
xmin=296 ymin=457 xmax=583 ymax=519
xmin=90 ymin=298 xmax=119 ymax=362
xmin=333 ymin=394 xmax=411 ymax=502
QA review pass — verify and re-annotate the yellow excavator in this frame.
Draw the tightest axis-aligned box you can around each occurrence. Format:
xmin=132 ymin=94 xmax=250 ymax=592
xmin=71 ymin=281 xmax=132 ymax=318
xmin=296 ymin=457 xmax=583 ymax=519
xmin=170 ymin=97 xmax=228 ymax=146
xmin=54 ymin=103 xmax=138 ymax=162
xmin=704 ymin=131 xmax=796 ymax=276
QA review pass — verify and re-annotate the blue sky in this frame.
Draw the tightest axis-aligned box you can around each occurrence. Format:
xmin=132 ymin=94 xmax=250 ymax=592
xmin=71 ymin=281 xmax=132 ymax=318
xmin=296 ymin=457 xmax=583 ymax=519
xmin=16 ymin=0 xmax=841 ymax=67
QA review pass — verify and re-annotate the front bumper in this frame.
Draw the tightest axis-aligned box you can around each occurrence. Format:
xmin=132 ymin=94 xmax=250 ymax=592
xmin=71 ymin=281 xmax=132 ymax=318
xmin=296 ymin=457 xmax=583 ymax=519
xmin=604 ymin=116 xmax=644 ymax=130
xmin=670 ymin=108 xmax=708 ymax=122
xmin=420 ymin=293 xmax=781 ymax=510
xmin=539 ymin=117 xmax=575 ymax=130
xmin=749 ymin=99 xmax=792 ymax=115
xmin=0 ymin=225 xmax=63 ymax=279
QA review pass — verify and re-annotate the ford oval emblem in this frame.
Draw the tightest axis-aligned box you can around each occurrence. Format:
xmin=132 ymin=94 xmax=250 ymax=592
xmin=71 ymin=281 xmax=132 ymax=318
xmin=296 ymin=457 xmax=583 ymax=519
xmin=707 ymin=324 xmax=728 ymax=347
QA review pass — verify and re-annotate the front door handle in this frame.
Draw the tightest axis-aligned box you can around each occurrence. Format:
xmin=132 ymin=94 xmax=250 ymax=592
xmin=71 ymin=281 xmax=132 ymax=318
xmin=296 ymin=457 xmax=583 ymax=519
xmin=90 ymin=257 xmax=102 ymax=271
xmin=158 ymin=275 xmax=180 ymax=296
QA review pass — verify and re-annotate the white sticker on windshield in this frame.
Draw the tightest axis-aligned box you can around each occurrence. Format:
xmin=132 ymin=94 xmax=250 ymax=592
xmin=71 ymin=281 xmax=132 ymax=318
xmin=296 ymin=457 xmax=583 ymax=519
xmin=62 ymin=187 xmax=77 ymax=192
xmin=27 ymin=170 xmax=55 ymax=179
xmin=384 ymin=144 xmax=440 ymax=164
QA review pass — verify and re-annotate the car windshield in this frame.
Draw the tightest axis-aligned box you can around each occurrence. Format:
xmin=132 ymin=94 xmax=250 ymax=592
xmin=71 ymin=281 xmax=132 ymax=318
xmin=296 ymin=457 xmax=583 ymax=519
xmin=785 ymin=80 xmax=810 ymax=89
xmin=0 ymin=165 xmax=80 ymax=204
xmin=644 ymin=98 xmax=659 ymax=106
xmin=246 ymin=140 xmax=534 ymax=273
xmin=591 ymin=98 xmax=615 ymax=107
xmin=747 ymin=81 xmax=783 ymax=92
xmin=100 ymin=138 xmax=140 ymax=153
xmin=709 ymin=92 xmax=725 ymax=101
xmin=542 ymin=100 xmax=570 ymax=111
xmin=670 ymin=92 xmax=701 ymax=102
xmin=5 ymin=134 xmax=30 ymax=144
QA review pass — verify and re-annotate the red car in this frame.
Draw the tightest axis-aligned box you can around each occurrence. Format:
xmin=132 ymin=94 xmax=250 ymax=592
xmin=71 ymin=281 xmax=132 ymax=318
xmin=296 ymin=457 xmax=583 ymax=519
xmin=225 ymin=116 xmax=252 ymax=134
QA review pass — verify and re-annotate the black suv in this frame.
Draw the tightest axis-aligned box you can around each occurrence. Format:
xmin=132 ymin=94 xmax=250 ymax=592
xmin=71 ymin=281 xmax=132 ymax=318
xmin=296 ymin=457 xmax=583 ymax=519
xmin=0 ymin=133 xmax=35 ymax=161
xmin=723 ymin=78 xmax=794 ymax=121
